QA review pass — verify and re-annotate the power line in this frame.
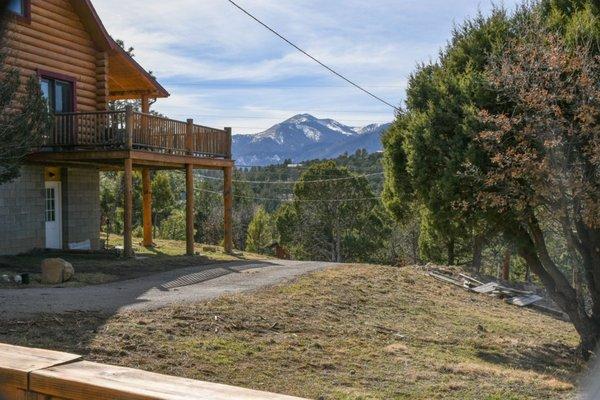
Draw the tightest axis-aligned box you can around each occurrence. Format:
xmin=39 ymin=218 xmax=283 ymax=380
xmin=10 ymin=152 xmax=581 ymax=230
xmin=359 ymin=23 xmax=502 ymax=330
xmin=167 ymin=82 xmax=405 ymax=89
xmin=198 ymin=188 xmax=381 ymax=203
xmin=196 ymin=172 xmax=384 ymax=184
xmin=226 ymin=0 xmax=400 ymax=112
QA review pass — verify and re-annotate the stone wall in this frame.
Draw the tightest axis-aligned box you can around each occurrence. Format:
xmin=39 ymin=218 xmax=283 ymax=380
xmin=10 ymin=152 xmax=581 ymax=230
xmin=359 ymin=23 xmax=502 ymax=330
xmin=0 ymin=166 xmax=45 ymax=255
xmin=64 ymin=168 xmax=101 ymax=250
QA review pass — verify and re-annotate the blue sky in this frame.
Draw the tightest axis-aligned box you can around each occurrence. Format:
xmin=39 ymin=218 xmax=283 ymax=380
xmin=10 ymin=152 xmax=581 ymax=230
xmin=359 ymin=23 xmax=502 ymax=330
xmin=94 ymin=0 xmax=520 ymax=134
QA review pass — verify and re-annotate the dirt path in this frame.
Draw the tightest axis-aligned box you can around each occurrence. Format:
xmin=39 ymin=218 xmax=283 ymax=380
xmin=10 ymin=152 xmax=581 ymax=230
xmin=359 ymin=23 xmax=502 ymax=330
xmin=0 ymin=260 xmax=337 ymax=319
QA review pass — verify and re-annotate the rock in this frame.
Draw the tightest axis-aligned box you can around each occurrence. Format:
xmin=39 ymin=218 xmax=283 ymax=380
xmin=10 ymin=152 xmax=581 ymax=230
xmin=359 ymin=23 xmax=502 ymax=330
xmin=63 ymin=262 xmax=75 ymax=281
xmin=41 ymin=258 xmax=74 ymax=284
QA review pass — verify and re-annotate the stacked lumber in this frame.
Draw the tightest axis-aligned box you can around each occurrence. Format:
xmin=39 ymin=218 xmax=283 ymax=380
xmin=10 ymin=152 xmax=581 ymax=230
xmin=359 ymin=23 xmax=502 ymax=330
xmin=424 ymin=265 xmax=567 ymax=320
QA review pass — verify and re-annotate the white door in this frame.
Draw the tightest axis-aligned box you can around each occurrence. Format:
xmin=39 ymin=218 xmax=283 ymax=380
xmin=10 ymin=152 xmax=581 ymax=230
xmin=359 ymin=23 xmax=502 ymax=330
xmin=45 ymin=181 xmax=62 ymax=249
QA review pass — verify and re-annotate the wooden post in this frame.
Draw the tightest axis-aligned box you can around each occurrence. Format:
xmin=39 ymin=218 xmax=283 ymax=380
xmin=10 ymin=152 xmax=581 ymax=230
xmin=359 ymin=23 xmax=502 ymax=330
xmin=185 ymin=164 xmax=195 ymax=256
xmin=141 ymin=96 xmax=150 ymax=145
xmin=141 ymin=95 xmax=150 ymax=114
xmin=224 ymin=127 xmax=232 ymax=159
xmin=123 ymin=158 xmax=133 ymax=257
xmin=142 ymin=167 xmax=153 ymax=247
xmin=186 ymin=119 xmax=194 ymax=155
xmin=125 ymin=105 xmax=133 ymax=150
xmin=223 ymin=166 xmax=233 ymax=254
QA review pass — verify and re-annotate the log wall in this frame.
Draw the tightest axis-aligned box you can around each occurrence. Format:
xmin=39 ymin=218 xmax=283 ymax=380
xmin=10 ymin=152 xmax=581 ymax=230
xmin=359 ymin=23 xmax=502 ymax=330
xmin=3 ymin=0 xmax=106 ymax=111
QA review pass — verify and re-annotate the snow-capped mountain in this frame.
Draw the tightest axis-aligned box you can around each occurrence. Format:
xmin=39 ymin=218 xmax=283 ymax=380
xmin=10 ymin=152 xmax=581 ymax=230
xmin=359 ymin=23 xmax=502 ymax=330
xmin=232 ymin=114 xmax=392 ymax=166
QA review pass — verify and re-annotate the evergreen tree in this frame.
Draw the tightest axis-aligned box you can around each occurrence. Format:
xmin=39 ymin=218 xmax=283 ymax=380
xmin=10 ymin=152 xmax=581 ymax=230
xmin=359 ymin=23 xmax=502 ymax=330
xmin=0 ymin=35 xmax=51 ymax=184
xmin=245 ymin=206 xmax=275 ymax=253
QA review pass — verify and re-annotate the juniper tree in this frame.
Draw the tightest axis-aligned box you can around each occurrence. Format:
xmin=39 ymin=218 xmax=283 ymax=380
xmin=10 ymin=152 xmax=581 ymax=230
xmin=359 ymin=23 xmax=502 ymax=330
xmin=383 ymin=1 xmax=600 ymax=356
xmin=0 ymin=41 xmax=50 ymax=184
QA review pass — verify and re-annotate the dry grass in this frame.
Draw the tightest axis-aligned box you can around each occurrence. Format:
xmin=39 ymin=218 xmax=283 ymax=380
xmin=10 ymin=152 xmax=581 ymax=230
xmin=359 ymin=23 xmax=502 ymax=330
xmin=0 ymin=236 xmax=266 ymax=288
xmin=0 ymin=264 xmax=582 ymax=399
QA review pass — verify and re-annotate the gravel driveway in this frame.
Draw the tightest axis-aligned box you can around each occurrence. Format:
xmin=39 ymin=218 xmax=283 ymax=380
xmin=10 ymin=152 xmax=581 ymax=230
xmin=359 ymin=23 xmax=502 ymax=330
xmin=0 ymin=260 xmax=337 ymax=319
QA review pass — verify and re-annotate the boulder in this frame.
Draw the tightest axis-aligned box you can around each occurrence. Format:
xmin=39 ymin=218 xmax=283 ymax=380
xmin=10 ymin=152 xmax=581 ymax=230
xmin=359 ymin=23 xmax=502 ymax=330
xmin=41 ymin=258 xmax=74 ymax=284
xmin=63 ymin=262 xmax=75 ymax=281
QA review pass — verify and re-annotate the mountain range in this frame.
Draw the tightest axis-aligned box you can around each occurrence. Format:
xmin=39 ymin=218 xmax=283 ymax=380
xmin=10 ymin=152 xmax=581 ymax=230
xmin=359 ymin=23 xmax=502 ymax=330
xmin=232 ymin=114 xmax=392 ymax=166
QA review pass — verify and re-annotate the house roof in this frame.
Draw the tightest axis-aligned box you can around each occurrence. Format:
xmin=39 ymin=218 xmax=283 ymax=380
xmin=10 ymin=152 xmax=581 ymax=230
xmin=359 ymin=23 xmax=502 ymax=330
xmin=69 ymin=0 xmax=170 ymax=100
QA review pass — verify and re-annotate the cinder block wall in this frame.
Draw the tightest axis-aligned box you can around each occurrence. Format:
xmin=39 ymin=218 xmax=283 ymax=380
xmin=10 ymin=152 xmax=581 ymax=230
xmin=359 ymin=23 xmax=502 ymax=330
xmin=65 ymin=168 xmax=101 ymax=250
xmin=0 ymin=166 xmax=45 ymax=255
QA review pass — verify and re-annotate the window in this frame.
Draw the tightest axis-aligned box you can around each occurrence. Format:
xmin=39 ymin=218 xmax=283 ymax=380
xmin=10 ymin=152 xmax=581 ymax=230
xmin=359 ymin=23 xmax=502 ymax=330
xmin=8 ymin=0 xmax=28 ymax=18
xmin=45 ymin=188 xmax=56 ymax=222
xmin=41 ymin=77 xmax=74 ymax=113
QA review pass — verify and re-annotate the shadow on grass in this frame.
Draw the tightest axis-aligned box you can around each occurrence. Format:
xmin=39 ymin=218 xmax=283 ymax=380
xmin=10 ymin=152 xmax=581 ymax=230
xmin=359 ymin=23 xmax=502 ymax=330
xmin=476 ymin=341 xmax=579 ymax=379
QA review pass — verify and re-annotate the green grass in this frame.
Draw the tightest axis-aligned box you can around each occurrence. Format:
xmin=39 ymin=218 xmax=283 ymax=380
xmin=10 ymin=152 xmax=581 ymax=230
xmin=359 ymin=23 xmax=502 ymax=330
xmin=0 ymin=264 xmax=582 ymax=399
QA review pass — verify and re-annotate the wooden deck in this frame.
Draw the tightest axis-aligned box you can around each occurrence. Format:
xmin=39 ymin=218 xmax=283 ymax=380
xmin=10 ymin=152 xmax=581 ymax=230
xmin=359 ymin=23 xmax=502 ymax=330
xmin=26 ymin=105 xmax=234 ymax=257
xmin=29 ymin=106 xmax=232 ymax=168
xmin=0 ymin=343 xmax=304 ymax=400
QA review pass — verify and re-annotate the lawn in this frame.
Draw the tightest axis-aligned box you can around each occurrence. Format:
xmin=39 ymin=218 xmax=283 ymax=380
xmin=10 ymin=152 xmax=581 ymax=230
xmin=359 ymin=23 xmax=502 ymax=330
xmin=0 ymin=264 xmax=582 ymax=399
xmin=0 ymin=235 xmax=266 ymax=288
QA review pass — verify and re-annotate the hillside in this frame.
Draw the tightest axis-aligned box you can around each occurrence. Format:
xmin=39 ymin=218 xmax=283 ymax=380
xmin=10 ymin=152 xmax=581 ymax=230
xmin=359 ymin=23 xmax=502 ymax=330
xmin=232 ymin=114 xmax=391 ymax=166
xmin=0 ymin=263 xmax=580 ymax=399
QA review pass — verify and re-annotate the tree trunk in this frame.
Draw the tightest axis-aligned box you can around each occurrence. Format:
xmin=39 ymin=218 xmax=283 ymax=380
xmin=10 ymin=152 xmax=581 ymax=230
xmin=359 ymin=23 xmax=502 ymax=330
xmin=447 ymin=238 xmax=455 ymax=266
xmin=471 ymin=234 xmax=484 ymax=273
xmin=513 ymin=224 xmax=599 ymax=359
xmin=502 ymin=247 xmax=511 ymax=281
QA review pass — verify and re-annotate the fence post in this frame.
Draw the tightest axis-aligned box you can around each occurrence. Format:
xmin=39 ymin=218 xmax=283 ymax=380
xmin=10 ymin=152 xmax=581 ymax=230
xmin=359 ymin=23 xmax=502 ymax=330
xmin=186 ymin=119 xmax=194 ymax=155
xmin=224 ymin=127 xmax=232 ymax=159
xmin=125 ymin=105 xmax=133 ymax=150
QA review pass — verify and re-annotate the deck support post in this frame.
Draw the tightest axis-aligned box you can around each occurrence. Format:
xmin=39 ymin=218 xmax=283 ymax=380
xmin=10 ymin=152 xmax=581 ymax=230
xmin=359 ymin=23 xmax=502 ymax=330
xmin=142 ymin=167 xmax=153 ymax=247
xmin=124 ymin=158 xmax=134 ymax=257
xmin=185 ymin=164 xmax=195 ymax=256
xmin=141 ymin=95 xmax=150 ymax=114
xmin=186 ymin=119 xmax=194 ymax=155
xmin=223 ymin=165 xmax=233 ymax=254
xmin=125 ymin=105 xmax=133 ymax=150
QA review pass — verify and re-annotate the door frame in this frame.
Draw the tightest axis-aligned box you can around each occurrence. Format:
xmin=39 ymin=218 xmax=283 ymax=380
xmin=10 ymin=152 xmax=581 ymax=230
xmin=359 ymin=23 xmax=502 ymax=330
xmin=44 ymin=180 xmax=63 ymax=250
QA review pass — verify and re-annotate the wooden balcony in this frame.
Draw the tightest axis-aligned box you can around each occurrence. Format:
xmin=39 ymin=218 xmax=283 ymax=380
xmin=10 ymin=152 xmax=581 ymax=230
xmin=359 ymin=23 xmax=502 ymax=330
xmin=28 ymin=106 xmax=233 ymax=170
xmin=26 ymin=105 xmax=234 ymax=258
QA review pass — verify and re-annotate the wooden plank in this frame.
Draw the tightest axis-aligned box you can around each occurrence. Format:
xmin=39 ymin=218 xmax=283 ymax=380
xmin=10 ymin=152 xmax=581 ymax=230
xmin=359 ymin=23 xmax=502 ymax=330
xmin=30 ymin=361 xmax=305 ymax=400
xmin=471 ymin=282 xmax=499 ymax=294
xmin=0 ymin=343 xmax=80 ymax=389
xmin=428 ymin=272 xmax=463 ymax=287
xmin=507 ymin=294 xmax=543 ymax=307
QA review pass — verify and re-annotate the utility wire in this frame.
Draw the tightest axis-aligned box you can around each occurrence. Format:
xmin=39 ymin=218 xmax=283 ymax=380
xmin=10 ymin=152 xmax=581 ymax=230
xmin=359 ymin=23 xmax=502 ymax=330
xmin=198 ymin=188 xmax=381 ymax=203
xmin=226 ymin=0 xmax=400 ymax=112
xmin=197 ymin=172 xmax=384 ymax=184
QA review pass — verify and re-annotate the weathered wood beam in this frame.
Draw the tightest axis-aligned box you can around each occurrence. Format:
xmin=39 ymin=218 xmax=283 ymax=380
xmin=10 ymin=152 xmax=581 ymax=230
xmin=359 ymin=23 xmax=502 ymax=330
xmin=123 ymin=158 xmax=133 ymax=257
xmin=223 ymin=166 xmax=233 ymax=254
xmin=185 ymin=164 xmax=195 ymax=256
xmin=27 ymin=150 xmax=234 ymax=170
xmin=142 ymin=167 xmax=153 ymax=247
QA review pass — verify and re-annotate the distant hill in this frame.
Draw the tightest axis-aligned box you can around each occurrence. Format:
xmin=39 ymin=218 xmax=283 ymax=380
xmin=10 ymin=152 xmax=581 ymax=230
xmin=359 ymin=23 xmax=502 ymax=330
xmin=232 ymin=114 xmax=392 ymax=166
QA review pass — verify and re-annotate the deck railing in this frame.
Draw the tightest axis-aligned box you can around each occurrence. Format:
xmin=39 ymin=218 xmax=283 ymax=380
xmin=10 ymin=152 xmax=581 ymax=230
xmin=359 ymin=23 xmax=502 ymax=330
xmin=43 ymin=107 xmax=232 ymax=159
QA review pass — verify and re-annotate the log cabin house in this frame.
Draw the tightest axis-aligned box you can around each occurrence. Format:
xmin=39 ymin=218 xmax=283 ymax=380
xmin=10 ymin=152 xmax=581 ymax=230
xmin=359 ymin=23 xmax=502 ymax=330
xmin=0 ymin=0 xmax=234 ymax=257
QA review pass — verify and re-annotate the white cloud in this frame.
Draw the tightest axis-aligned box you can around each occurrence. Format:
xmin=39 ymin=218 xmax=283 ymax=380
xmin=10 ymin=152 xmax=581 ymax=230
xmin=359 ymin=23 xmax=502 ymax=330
xmin=92 ymin=0 xmax=520 ymax=134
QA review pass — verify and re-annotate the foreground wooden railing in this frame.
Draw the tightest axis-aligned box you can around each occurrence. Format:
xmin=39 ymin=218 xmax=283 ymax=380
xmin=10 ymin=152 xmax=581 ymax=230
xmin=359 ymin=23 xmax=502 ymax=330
xmin=43 ymin=106 xmax=232 ymax=159
xmin=0 ymin=343 xmax=303 ymax=400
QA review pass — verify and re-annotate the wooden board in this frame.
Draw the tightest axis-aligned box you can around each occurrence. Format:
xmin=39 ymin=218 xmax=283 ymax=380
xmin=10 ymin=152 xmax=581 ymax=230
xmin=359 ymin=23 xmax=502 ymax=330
xmin=0 ymin=343 xmax=80 ymax=388
xmin=30 ymin=361 xmax=305 ymax=400
xmin=507 ymin=294 xmax=543 ymax=307
xmin=471 ymin=282 xmax=499 ymax=294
